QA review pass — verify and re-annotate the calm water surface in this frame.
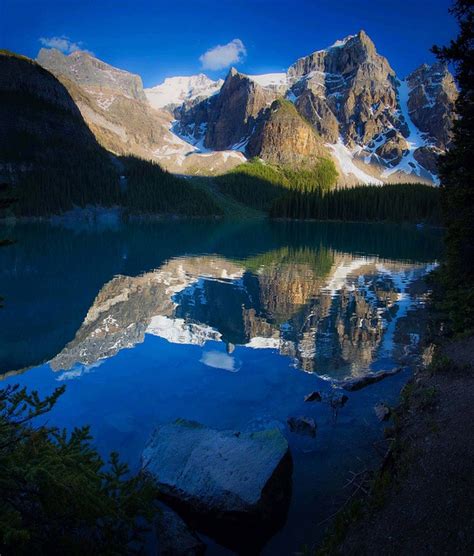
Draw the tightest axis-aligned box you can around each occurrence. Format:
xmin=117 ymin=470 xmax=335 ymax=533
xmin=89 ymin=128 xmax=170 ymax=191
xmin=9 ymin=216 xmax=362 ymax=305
xmin=0 ymin=219 xmax=442 ymax=554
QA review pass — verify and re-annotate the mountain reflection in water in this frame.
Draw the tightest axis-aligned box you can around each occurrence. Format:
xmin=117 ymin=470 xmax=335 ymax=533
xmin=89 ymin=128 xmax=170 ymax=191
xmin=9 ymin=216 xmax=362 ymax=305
xmin=49 ymin=248 xmax=434 ymax=381
xmin=0 ymin=220 xmax=443 ymax=554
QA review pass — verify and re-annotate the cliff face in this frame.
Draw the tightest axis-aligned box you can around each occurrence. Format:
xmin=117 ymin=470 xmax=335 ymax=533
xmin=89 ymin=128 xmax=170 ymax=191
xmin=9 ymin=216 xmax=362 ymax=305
xmin=36 ymin=49 xmax=246 ymax=175
xmin=247 ymin=99 xmax=330 ymax=165
xmin=204 ymin=69 xmax=275 ymax=150
xmin=37 ymin=48 xmax=147 ymax=102
xmin=288 ymin=31 xmax=401 ymax=147
xmin=176 ymin=69 xmax=276 ymax=150
xmin=407 ymin=62 xmax=458 ymax=149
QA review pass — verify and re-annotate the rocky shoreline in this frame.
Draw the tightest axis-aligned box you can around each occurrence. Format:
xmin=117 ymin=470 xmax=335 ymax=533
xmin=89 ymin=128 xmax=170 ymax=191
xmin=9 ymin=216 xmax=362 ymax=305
xmin=318 ymin=335 xmax=474 ymax=555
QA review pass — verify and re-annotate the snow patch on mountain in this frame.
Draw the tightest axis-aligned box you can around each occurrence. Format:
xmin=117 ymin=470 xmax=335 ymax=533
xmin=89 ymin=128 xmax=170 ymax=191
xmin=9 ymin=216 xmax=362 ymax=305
xmin=327 ymin=139 xmax=383 ymax=185
xmin=145 ymin=74 xmax=223 ymax=109
xmin=381 ymin=80 xmax=439 ymax=184
xmin=246 ymin=73 xmax=287 ymax=88
xmin=330 ymin=34 xmax=357 ymax=49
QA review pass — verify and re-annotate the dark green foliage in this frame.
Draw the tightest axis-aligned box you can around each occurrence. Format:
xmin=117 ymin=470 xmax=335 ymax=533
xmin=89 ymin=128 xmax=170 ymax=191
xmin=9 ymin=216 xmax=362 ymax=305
xmin=215 ymin=158 xmax=338 ymax=211
xmin=15 ymin=159 xmax=120 ymax=217
xmin=243 ymin=245 xmax=334 ymax=278
xmin=0 ymin=89 xmax=121 ymax=216
xmin=432 ymin=0 xmax=474 ymax=333
xmin=270 ymin=183 xmax=441 ymax=223
xmin=215 ymin=159 xmax=287 ymax=211
xmin=0 ymin=384 xmax=158 ymax=555
xmin=122 ymin=156 xmax=223 ymax=216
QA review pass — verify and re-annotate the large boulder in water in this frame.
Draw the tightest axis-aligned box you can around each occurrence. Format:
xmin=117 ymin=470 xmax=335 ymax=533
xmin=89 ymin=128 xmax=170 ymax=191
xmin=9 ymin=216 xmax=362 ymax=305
xmin=142 ymin=419 xmax=292 ymax=552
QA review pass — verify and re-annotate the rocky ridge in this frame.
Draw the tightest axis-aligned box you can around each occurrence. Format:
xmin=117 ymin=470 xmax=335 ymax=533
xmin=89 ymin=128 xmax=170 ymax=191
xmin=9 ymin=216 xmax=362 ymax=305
xmin=36 ymin=49 xmax=246 ymax=175
xmin=35 ymin=30 xmax=457 ymax=184
xmin=173 ymin=31 xmax=457 ymax=184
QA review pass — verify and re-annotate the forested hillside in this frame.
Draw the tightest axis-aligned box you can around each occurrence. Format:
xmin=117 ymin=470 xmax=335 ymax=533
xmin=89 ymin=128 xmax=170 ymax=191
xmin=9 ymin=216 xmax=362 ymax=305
xmin=0 ymin=51 xmax=223 ymax=218
xmin=270 ymin=183 xmax=441 ymax=223
xmin=214 ymin=158 xmax=338 ymax=211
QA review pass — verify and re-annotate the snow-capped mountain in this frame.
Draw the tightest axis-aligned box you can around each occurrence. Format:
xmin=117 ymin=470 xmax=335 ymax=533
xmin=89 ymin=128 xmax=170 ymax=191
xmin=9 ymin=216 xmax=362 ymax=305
xmin=145 ymin=74 xmax=223 ymax=109
xmin=175 ymin=30 xmax=457 ymax=184
xmin=35 ymin=31 xmax=457 ymax=184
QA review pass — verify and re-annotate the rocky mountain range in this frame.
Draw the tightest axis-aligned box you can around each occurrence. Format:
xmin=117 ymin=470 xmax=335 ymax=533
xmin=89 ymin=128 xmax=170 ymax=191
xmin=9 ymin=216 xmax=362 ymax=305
xmin=37 ymin=48 xmax=245 ymax=175
xmin=49 ymin=249 xmax=430 ymax=379
xmin=35 ymin=30 xmax=457 ymax=184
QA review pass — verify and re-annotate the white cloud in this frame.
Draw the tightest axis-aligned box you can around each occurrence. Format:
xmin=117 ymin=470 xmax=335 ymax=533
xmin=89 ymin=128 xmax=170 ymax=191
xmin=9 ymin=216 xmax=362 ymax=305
xmin=39 ymin=35 xmax=94 ymax=56
xmin=200 ymin=350 xmax=238 ymax=372
xmin=199 ymin=38 xmax=246 ymax=71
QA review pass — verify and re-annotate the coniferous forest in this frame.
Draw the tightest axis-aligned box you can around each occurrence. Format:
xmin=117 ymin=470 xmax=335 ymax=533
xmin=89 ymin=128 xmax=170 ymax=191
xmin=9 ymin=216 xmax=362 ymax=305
xmin=1 ymin=1 xmax=473 ymax=555
xmin=269 ymin=183 xmax=441 ymax=223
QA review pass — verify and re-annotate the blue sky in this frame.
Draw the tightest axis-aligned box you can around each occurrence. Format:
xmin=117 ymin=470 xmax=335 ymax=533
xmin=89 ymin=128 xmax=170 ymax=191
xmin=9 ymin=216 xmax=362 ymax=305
xmin=1 ymin=0 xmax=457 ymax=87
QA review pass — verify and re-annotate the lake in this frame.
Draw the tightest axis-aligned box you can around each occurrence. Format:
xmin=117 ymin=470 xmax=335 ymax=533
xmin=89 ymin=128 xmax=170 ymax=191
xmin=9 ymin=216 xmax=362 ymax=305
xmin=0 ymin=218 xmax=443 ymax=554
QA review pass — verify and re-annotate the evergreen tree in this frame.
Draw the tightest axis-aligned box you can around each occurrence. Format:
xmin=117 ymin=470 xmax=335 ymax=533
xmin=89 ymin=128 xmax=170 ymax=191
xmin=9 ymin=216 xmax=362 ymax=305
xmin=432 ymin=0 xmax=474 ymax=330
xmin=0 ymin=385 xmax=158 ymax=555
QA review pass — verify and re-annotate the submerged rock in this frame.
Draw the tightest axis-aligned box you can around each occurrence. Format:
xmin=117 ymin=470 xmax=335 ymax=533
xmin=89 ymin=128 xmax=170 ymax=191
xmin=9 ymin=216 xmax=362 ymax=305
xmin=304 ymin=391 xmax=322 ymax=403
xmin=329 ymin=394 xmax=349 ymax=409
xmin=337 ymin=367 xmax=403 ymax=391
xmin=374 ymin=403 xmax=391 ymax=422
xmin=142 ymin=419 xmax=292 ymax=553
xmin=287 ymin=416 xmax=317 ymax=437
xmin=156 ymin=505 xmax=205 ymax=556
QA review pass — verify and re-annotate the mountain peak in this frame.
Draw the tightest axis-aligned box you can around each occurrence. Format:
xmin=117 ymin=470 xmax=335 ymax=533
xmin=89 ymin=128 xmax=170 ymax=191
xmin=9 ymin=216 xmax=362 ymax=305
xmin=145 ymin=74 xmax=223 ymax=109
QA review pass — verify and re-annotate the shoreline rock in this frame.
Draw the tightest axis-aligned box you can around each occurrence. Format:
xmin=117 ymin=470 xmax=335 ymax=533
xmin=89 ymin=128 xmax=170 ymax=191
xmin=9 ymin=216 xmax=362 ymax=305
xmin=336 ymin=367 xmax=404 ymax=392
xmin=142 ymin=419 xmax=292 ymax=553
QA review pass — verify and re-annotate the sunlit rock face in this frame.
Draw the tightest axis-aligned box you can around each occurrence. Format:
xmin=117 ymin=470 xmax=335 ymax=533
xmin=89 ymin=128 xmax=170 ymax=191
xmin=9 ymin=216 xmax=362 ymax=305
xmin=50 ymin=249 xmax=430 ymax=380
xmin=288 ymin=31 xmax=400 ymax=147
xmin=36 ymin=48 xmax=246 ymax=175
xmin=35 ymin=31 xmax=457 ymax=183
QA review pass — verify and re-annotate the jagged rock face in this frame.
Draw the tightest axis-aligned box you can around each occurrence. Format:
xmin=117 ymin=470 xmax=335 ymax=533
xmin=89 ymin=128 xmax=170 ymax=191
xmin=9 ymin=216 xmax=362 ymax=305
xmin=37 ymin=48 xmax=146 ymax=102
xmin=294 ymin=90 xmax=340 ymax=143
xmin=407 ymin=63 xmax=457 ymax=149
xmin=176 ymin=69 xmax=276 ymax=151
xmin=413 ymin=145 xmax=443 ymax=175
xmin=247 ymin=99 xmax=330 ymax=165
xmin=36 ymin=50 xmax=245 ymax=176
xmin=288 ymin=31 xmax=401 ymax=147
xmin=204 ymin=69 xmax=275 ymax=150
xmin=375 ymin=131 xmax=408 ymax=165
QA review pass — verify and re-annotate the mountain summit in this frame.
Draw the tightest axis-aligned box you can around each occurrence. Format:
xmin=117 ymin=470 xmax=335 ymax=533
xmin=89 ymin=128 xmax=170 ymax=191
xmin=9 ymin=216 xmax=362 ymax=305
xmin=36 ymin=31 xmax=457 ymax=184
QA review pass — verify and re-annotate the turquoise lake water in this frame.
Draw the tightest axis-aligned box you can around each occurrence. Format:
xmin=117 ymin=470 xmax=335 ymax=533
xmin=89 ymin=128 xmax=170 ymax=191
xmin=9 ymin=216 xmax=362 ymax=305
xmin=0 ymin=219 xmax=443 ymax=554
